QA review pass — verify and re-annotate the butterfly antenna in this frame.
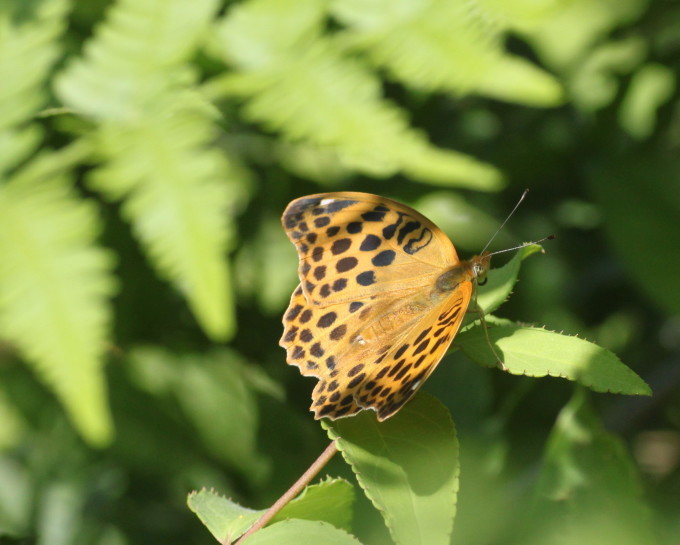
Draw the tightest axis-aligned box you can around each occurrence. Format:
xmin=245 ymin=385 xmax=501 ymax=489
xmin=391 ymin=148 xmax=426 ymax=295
xmin=487 ymin=234 xmax=556 ymax=258
xmin=480 ymin=188 xmax=530 ymax=254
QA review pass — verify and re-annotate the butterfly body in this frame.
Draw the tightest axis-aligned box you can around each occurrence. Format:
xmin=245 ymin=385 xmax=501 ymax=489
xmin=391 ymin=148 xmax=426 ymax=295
xmin=280 ymin=192 xmax=492 ymax=421
xmin=435 ymin=253 xmax=490 ymax=294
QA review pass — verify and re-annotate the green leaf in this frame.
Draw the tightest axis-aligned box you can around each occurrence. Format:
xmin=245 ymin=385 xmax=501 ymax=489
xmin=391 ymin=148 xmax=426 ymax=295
xmin=55 ymin=0 xmax=221 ymax=118
xmin=0 ymin=0 xmax=69 ymax=173
xmin=273 ymin=477 xmax=355 ymax=532
xmin=243 ymin=520 xmax=363 ymax=545
xmin=521 ymin=0 xmax=647 ymax=70
xmin=619 ymin=63 xmax=675 ymax=139
xmin=323 ymin=392 xmax=459 ymax=545
xmin=54 ymin=0 xmax=240 ymax=341
xmin=187 ymin=478 xmax=355 ymax=543
xmin=88 ymin=101 xmax=244 ymax=341
xmin=475 ymin=54 xmax=564 ymax=107
xmin=214 ymin=0 xmax=327 ymax=69
xmin=0 ymin=174 xmax=116 ymax=446
xmin=457 ymin=324 xmax=651 ymax=396
xmin=212 ymin=0 xmax=504 ymax=190
xmin=530 ymin=389 xmax=658 ymax=545
xmin=332 ymin=0 xmax=563 ymax=107
xmin=477 ymin=243 xmax=546 ymax=316
xmin=187 ymin=489 xmax=261 ymax=543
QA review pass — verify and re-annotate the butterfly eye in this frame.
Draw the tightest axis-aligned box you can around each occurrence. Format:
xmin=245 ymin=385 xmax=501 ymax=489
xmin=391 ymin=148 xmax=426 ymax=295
xmin=472 ymin=263 xmax=485 ymax=277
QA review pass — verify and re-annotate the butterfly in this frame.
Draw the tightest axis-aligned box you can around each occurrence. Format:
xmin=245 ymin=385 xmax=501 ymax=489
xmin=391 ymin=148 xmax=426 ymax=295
xmin=279 ymin=192 xmax=499 ymax=421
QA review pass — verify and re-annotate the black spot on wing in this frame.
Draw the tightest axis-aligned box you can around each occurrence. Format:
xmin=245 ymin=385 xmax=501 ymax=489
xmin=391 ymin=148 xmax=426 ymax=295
xmin=356 ymin=271 xmax=376 ymax=286
xmin=372 ymin=250 xmax=396 ymax=267
xmin=347 ymin=222 xmax=362 ymax=234
xmin=360 ymin=234 xmax=381 ymax=251
xmin=336 ymin=256 xmax=358 ymax=272
xmin=331 ymin=238 xmax=352 ymax=255
xmin=349 ymin=302 xmax=363 ymax=313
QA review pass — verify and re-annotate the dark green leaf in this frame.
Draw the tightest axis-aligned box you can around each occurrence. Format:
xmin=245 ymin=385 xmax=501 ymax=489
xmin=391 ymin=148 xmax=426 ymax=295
xmin=530 ymin=389 xmax=658 ymax=545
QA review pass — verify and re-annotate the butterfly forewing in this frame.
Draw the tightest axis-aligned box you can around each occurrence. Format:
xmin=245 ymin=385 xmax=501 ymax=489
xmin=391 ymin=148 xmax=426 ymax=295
xmin=282 ymin=192 xmax=459 ymax=306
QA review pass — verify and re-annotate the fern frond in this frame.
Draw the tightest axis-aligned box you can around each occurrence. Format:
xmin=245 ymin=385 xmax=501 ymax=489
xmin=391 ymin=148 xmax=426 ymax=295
xmin=90 ymin=100 xmax=243 ymax=341
xmin=55 ymin=0 xmax=220 ymax=118
xmin=213 ymin=1 xmax=503 ymax=190
xmin=214 ymin=0 xmax=327 ymax=69
xmin=0 ymin=171 xmax=117 ymax=446
xmin=331 ymin=0 xmax=563 ymax=106
xmin=55 ymin=0 xmax=240 ymax=340
xmin=0 ymin=0 xmax=69 ymax=173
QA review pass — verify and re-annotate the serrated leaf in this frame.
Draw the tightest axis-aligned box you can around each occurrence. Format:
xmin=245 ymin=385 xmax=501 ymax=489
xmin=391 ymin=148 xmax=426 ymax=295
xmin=188 ymin=478 xmax=355 ymax=543
xmin=0 ymin=174 xmax=117 ymax=445
xmin=457 ymin=324 xmax=651 ymax=396
xmin=323 ymin=392 xmax=459 ymax=545
xmin=244 ymin=519 xmax=363 ymax=545
xmin=273 ymin=477 xmax=355 ymax=532
xmin=531 ymin=389 xmax=658 ymax=545
xmin=187 ymin=489 xmax=261 ymax=543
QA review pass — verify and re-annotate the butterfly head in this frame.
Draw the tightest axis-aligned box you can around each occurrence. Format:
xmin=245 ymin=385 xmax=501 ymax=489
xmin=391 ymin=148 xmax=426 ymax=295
xmin=470 ymin=251 xmax=492 ymax=286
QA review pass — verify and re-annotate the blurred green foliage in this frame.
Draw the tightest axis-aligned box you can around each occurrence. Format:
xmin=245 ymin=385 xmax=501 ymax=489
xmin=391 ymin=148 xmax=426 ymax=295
xmin=0 ymin=0 xmax=679 ymax=543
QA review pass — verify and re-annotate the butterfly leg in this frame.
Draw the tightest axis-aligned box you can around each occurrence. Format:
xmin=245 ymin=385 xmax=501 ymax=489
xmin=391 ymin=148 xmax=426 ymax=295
xmin=468 ymin=303 xmax=507 ymax=371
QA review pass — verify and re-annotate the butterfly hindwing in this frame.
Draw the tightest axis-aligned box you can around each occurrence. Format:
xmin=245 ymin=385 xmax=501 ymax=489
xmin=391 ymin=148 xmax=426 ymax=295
xmin=357 ymin=285 xmax=472 ymax=420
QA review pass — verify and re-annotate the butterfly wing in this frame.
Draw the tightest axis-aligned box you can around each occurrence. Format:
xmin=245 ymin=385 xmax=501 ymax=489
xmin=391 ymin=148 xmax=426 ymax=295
xmin=281 ymin=192 xmax=459 ymax=306
xmin=355 ymin=283 xmax=472 ymax=421
xmin=281 ymin=192 xmax=471 ymax=420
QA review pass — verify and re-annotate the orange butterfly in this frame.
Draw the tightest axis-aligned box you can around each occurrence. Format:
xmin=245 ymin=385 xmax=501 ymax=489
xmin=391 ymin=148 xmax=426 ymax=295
xmin=280 ymin=192 xmax=541 ymax=421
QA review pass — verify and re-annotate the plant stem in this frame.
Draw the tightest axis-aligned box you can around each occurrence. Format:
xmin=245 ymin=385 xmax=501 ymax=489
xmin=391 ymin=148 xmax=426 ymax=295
xmin=233 ymin=440 xmax=339 ymax=544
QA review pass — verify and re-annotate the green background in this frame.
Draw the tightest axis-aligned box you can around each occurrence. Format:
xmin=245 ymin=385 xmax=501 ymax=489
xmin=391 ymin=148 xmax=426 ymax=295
xmin=0 ymin=0 xmax=679 ymax=543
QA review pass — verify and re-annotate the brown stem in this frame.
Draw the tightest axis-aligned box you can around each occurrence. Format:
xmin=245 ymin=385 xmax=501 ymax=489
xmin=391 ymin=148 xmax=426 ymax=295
xmin=233 ymin=440 xmax=339 ymax=544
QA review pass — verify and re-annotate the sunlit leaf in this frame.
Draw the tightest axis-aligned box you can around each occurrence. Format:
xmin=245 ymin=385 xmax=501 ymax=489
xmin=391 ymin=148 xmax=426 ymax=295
xmin=244 ymin=520 xmax=363 ymax=545
xmin=457 ymin=324 xmax=651 ymax=396
xmin=188 ymin=478 xmax=355 ymax=542
xmin=0 ymin=175 xmax=116 ymax=445
xmin=324 ymin=393 xmax=459 ymax=545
